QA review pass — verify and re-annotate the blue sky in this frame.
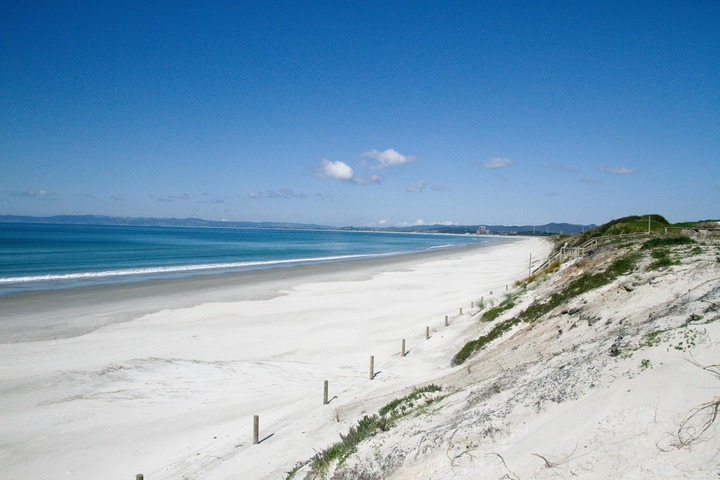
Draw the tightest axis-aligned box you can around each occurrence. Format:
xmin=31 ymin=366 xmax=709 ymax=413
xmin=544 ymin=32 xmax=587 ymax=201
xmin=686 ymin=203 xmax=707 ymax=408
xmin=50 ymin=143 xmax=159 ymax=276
xmin=1 ymin=1 xmax=718 ymax=227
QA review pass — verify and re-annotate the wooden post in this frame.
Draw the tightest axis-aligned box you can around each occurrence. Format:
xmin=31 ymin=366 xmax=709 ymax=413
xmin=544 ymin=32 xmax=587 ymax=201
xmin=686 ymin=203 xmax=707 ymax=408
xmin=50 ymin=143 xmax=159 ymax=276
xmin=136 ymin=475 xmax=144 ymax=480
xmin=401 ymin=339 xmax=406 ymax=356
xmin=459 ymin=307 xmax=463 ymax=315
xmin=506 ymin=284 xmax=508 ymax=291
xmin=369 ymin=355 xmax=374 ymax=380
xmin=425 ymin=326 xmax=430 ymax=339
xmin=444 ymin=315 xmax=449 ymax=326
xmin=529 ymin=253 xmax=532 ymax=277
xmin=323 ymin=380 xmax=329 ymax=405
xmin=471 ymin=301 xmax=474 ymax=308
xmin=253 ymin=415 xmax=259 ymax=445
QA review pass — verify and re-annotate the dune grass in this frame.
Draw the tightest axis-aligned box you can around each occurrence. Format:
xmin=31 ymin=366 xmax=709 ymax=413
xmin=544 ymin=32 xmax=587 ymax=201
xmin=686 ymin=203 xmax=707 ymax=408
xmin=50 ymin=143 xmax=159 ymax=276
xmin=293 ymin=384 xmax=442 ymax=479
xmin=451 ymin=251 xmax=641 ymax=366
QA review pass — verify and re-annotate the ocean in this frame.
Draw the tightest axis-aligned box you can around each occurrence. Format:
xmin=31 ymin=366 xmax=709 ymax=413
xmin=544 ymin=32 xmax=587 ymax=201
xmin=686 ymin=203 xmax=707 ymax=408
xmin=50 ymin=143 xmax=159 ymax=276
xmin=0 ymin=223 xmax=497 ymax=295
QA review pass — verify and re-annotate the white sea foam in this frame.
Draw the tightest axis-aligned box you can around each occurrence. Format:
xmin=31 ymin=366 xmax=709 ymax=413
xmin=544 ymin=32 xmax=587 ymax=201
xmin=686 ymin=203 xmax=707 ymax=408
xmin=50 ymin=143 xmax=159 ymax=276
xmin=0 ymin=253 xmax=388 ymax=284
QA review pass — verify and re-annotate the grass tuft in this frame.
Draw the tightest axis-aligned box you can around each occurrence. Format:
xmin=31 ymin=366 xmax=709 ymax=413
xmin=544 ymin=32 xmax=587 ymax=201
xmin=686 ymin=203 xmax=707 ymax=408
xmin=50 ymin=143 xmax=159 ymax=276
xmin=303 ymin=385 xmax=442 ymax=478
xmin=481 ymin=295 xmax=516 ymax=322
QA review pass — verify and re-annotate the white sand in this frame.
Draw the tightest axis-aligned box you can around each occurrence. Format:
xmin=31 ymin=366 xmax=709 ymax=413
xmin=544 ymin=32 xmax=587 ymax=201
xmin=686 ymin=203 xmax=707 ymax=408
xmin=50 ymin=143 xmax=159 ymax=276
xmin=0 ymin=237 xmax=551 ymax=479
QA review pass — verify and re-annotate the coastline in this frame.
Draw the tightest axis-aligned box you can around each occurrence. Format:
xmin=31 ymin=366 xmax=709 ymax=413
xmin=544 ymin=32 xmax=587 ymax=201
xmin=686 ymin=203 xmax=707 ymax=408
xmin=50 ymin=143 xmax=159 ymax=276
xmin=0 ymin=237 xmax=552 ymax=479
xmin=0 ymin=240 xmax=512 ymax=343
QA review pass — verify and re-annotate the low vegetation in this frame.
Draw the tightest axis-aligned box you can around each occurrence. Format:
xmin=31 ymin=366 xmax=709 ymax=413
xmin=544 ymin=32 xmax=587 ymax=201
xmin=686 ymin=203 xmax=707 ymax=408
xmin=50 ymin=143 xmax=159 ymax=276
xmin=641 ymin=236 xmax=695 ymax=250
xmin=480 ymin=295 xmax=516 ymax=323
xmin=289 ymin=385 xmax=442 ymax=479
xmin=452 ymin=247 xmax=642 ymax=366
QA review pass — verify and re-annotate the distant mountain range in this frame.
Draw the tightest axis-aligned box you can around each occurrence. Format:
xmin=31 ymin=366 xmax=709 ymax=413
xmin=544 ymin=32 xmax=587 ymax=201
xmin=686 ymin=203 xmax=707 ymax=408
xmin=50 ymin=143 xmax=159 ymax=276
xmin=0 ymin=215 xmax=595 ymax=235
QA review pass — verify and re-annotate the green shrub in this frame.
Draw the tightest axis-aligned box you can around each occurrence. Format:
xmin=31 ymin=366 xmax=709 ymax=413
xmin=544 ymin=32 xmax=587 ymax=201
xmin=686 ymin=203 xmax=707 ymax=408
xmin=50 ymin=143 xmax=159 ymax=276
xmin=641 ymin=236 xmax=694 ymax=249
xmin=481 ymin=296 xmax=515 ymax=322
xmin=647 ymin=249 xmax=678 ymax=270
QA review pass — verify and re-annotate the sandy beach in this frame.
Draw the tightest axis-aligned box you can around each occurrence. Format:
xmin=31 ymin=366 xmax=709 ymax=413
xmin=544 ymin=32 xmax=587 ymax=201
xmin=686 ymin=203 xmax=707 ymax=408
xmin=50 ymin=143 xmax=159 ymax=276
xmin=0 ymin=237 xmax=551 ymax=479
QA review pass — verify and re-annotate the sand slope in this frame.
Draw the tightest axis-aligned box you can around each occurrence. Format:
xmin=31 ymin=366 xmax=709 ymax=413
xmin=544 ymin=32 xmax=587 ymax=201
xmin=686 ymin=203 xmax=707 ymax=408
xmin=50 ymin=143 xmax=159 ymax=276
xmin=302 ymin=237 xmax=720 ymax=479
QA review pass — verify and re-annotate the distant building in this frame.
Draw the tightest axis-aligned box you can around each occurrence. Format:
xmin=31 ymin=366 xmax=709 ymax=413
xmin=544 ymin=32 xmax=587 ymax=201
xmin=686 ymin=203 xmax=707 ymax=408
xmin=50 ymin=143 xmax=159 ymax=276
xmin=476 ymin=225 xmax=488 ymax=234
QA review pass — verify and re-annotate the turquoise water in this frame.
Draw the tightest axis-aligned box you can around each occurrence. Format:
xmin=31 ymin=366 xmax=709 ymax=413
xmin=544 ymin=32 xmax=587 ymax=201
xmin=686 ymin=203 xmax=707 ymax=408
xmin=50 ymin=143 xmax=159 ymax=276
xmin=0 ymin=223 xmax=496 ymax=295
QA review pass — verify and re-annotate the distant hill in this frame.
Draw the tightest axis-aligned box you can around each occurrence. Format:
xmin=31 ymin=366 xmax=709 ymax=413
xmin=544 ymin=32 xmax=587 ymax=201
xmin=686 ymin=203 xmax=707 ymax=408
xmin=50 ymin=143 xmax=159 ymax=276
xmin=345 ymin=223 xmax=594 ymax=235
xmin=0 ymin=215 xmax=594 ymax=235
xmin=0 ymin=215 xmax=334 ymax=231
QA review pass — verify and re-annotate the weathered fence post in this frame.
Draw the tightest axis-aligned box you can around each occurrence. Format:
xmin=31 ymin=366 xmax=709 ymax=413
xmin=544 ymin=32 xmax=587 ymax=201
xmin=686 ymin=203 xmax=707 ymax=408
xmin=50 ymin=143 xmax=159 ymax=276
xmin=323 ymin=380 xmax=329 ymax=405
xmin=369 ymin=355 xmax=375 ymax=380
xmin=445 ymin=315 xmax=449 ymax=326
xmin=253 ymin=415 xmax=259 ymax=445
xmin=529 ymin=253 xmax=532 ymax=277
xmin=136 ymin=475 xmax=144 ymax=480
xmin=402 ymin=339 xmax=406 ymax=356
xmin=426 ymin=326 xmax=430 ymax=340
xmin=459 ymin=307 xmax=463 ymax=315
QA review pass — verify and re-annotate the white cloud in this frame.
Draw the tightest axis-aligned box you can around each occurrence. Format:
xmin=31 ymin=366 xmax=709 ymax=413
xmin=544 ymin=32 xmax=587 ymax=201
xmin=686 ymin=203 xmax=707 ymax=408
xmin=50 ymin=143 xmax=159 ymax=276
xmin=406 ymin=180 xmax=427 ymax=193
xmin=378 ymin=219 xmax=388 ymax=225
xmin=317 ymin=159 xmax=355 ymax=180
xmin=363 ymin=149 xmax=415 ymax=169
xmin=483 ymin=157 xmax=514 ymax=169
xmin=600 ymin=166 xmax=636 ymax=175
xmin=317 ymin=159 xmax=383 ymax=185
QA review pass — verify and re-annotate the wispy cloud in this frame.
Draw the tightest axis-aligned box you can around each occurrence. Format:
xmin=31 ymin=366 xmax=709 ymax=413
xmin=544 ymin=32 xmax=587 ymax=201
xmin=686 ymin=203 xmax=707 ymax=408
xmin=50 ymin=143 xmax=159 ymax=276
xmin=363 ymin=149 xmax=415 ymax=169
xmin=599 ymin=166 xmax=636 ymax=175
xmin=353 ymin=175 xmax=383 ymax=185
xmin=11 ymin=190 xmax=57 ymax=200
xmin=406 ymin=180 xmax=427 ymax=193
xmin=483 ymin=157 xmax=514 ymax=169
xmin=198 ymin=197 xmax=225 ymax=204
xmin=542 ymin=162 xmax=577 ymax=173
xmin=431 ymin=184 xmax=452 ymax=192
xmin=151 ymin=193 xmax=191 ymax=202
xmin=249 ymin=189 xmax=307 ymax=199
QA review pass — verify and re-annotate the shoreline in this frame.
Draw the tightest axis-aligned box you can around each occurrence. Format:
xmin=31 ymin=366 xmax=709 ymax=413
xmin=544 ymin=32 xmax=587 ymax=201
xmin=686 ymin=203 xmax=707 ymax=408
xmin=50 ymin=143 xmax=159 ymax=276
xmin=0 ymin=240 xmax=513 ymax=343
xmin=0 ymin=237 xmax=552 ymax=480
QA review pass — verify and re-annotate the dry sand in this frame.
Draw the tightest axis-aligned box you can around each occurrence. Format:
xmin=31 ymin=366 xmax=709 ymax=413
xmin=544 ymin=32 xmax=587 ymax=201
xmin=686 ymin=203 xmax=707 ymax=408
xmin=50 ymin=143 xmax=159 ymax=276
xmin=0 ymin=237 xmax=551 ymax=479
